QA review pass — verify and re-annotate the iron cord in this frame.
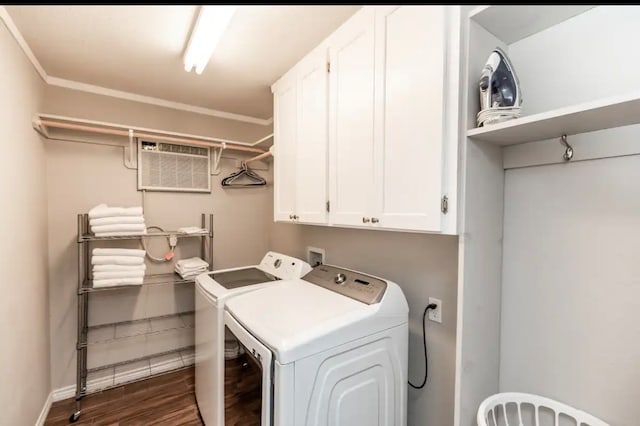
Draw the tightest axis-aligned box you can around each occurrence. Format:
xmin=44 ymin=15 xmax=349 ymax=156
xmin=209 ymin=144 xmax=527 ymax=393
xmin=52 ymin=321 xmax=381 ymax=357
xmin=408 ymin=303 xmax=438 ymax=390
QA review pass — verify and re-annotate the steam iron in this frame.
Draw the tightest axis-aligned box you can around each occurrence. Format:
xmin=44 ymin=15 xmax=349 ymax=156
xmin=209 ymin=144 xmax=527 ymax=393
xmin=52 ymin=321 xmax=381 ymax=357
xmin=477 ymin=47 xmax=522 ymax=127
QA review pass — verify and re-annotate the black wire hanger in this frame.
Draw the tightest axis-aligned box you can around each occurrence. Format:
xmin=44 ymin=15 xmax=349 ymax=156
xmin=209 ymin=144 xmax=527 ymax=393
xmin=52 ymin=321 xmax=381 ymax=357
xmin=221 ymin=161 xmax=267 ymax=187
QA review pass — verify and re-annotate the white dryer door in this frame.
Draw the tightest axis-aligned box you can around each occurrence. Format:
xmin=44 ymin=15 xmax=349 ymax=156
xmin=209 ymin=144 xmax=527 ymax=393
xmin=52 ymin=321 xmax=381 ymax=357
xmin=224 ymin=310 xmax=273 ymax=426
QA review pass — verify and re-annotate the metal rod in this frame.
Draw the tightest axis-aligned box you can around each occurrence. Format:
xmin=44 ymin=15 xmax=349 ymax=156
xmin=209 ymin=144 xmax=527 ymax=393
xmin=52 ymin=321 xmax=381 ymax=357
xmin=209 ymin=213 xmax=214 ymax=269
xmin=201 ymin=213 xmax=206 ymax=265
xmin=38 ymin=119 xmax=266 ymax=154
xmin=245 ymin=150 xmax=272 ymax=164
xmin=75 ymin=214 xmax=83 ymax=419
xmin=87 ymin=345 xmax=195 ymax=374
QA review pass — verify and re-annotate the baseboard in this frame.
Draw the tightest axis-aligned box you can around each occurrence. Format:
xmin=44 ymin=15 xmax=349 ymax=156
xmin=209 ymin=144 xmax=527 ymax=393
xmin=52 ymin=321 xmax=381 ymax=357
xmin=35 ymin=391 xmax=53 ymax=426
xmin=53 ymin=384 xmax=75 ymax=402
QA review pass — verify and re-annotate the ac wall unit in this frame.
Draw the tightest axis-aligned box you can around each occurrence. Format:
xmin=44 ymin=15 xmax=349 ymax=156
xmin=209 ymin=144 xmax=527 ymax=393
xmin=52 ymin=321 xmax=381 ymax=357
xmin=137 ymin=140 xmax=211 ymax=193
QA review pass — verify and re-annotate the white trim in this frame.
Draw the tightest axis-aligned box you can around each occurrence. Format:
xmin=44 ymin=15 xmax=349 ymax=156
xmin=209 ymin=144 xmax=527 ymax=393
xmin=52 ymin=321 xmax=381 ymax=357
xmin=0 ymin=6 xmax=47 ymax=81
xmin=0 ymin=6 xmax=274 ymax=127
xmin=47 ymin=77 xmax=273 ymax=126
xmin=253 ymin=133 xmax=274 ymax=145
xmin=52 ymin=384 xmax=75 ymax=402
xmin=35 ymin=391 xmax=53 ymax=426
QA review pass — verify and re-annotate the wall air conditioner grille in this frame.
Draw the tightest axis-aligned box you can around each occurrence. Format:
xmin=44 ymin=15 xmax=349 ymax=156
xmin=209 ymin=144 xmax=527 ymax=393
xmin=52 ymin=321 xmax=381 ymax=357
xmin=138 ymin=140 xmax=211 ymax=192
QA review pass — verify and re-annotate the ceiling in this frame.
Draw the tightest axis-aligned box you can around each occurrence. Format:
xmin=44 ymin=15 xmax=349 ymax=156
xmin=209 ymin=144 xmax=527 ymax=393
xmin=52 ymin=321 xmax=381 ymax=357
xmin=6 ymin=5 xmax=360 ymax=120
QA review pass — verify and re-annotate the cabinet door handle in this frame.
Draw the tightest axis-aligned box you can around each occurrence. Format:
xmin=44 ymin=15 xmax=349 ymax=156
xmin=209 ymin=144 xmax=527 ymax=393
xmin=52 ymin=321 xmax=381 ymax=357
xmin=371 ymin=217 xmax=379 ymax=224
xmin=362 ymin=217 xmax=371 ymax=223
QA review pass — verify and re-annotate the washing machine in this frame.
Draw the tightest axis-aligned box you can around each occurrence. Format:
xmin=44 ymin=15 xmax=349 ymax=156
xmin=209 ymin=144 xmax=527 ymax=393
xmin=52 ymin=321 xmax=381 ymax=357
xmin=224 ymin=264 xmax=409 ymax=426
xmin=195 ymin=251 xmax=311 ymax=426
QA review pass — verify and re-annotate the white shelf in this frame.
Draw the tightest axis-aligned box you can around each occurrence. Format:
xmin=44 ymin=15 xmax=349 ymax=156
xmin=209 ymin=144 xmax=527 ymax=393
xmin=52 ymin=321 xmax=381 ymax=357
xmin=467 ymin=91 xmax=640 ymax=145
xmin=469 ymin=5 xmax=595 ymax=44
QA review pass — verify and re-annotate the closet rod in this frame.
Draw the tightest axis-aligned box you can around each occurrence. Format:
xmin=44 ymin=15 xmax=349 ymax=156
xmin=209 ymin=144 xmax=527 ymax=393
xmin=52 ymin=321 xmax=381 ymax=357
xmin=37 ymin=119 xmax=266 ymax=154
xmin=244 ymin=150 xmax=272 ymax=164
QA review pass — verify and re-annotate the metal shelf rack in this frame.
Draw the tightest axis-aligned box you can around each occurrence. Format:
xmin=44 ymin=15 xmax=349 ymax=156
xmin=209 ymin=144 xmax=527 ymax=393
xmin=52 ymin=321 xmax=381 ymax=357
xmin=70 ymin=213 xmax=213 ymax=423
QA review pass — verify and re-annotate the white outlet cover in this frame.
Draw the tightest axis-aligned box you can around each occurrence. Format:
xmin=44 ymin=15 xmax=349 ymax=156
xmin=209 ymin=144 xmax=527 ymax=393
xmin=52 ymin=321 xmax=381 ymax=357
xmin=428 ymin=297 xmax=442 ymax=323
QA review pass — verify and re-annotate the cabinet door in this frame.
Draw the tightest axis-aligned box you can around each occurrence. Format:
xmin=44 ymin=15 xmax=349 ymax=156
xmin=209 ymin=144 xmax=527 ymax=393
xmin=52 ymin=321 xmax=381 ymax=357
xmin=296 ymin=48 xmax=329 ymax=224
xmin=272 ymin=73 xmax=298 ymax=222
xmin=328 ymin=8 xmax=376 ymax=227
xmin=373 ymin=6 xmax=445 ymax=232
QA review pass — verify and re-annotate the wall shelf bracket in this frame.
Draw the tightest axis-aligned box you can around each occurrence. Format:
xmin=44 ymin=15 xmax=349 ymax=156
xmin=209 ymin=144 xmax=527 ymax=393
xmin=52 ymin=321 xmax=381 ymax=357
xmin=123 ymin=129 xmax=137 ymax=169
xmin=211 ymin=142 xmax=226 ymax=176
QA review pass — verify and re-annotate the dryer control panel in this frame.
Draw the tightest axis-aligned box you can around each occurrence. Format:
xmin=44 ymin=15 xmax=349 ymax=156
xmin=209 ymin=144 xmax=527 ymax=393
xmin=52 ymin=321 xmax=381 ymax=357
xmin=303 ymin=264 xmax=387 ymax=305
xmin=259 ymin=251 xmax=312 ymax=280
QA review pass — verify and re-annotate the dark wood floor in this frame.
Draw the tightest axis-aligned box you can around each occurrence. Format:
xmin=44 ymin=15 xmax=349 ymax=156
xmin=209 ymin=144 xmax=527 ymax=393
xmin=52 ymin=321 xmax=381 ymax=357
xmin=45 ymin=356 xmax=263 ymax=426
xmin=45 ymin=367 xmax=202 ymax=426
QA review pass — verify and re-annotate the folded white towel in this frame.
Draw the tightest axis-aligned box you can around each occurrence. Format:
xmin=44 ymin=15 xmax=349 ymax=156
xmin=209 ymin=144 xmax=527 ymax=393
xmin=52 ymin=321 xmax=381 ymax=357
xmin=93 ymin=264 xmax=146 ymax=272
xmin=91 ymin=224 xmax=147 ymax=233
xmin=175 ymin=266 xmax=207 ymax=275
xmin=176 ymin=270 xmax=206 ymax=280
xmin=93 ymin=270 xmax=146 ymax=279
xmin=92 ymin=248 xmax=146 ymax=258
xmin=91 ymin=256 xmax=144 ymax=266
xmin=94 ymin=230 xmax=147 ymax=237
xmin=89 ymin=204 xmax=144 ymax=219
xmin=90 ymin=216 xmax=145 ymax=226
xmin=175 ymin=270 xmax=207 ymax=279
xmin=177 ymin=227 xmax=207 ymax=234
xmin=175 ymin=257 xmax=209 ymax=269
xmin=92 ymin=277 xmax=144 ymax=288
xmin=175 ymin=262 xmax=208 ymax=270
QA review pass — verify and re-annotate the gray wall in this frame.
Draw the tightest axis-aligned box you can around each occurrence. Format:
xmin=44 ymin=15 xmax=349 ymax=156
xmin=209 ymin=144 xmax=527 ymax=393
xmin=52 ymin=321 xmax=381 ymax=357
xmin=499 ymin=7 xmax=640 ymax=426
xmin=269 ymin=222 xmax=458 ymax=426
xmin=44 ymin=87 xmax=273 ymax=390
xmin=0 ymin=18 xmax=50 ymax=425
xmin=501 ymin=156 xmax=640 ymax=425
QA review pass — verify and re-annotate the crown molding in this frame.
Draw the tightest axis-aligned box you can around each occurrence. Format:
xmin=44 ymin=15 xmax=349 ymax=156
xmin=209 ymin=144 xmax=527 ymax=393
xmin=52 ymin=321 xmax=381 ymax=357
xmin=0 ymin=6 xmax=273 ymax=126
xmin=0 ymin=6 xmax=47 ymax=81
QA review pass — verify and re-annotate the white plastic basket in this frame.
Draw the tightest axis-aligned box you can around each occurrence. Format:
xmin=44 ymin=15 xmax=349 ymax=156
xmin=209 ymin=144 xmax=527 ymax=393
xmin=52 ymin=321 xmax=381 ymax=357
xmin=477 ymin=392 xmax=610 ymax=426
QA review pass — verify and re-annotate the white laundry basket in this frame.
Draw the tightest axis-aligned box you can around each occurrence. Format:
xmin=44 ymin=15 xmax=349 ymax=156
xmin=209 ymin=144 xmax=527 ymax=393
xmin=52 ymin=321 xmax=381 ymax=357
xmin=477 ymin=392 xmax=610 ymax=426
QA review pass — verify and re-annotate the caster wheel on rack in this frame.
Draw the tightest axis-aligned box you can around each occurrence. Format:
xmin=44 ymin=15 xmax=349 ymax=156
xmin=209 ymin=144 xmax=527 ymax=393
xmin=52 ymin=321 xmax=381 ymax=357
xmin=69 ymin=411 xmax=81 ymax=423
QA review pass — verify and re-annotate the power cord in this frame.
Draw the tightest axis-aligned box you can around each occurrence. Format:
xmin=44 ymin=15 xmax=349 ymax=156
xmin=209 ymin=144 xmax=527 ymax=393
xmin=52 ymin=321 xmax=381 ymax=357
xmin=408 ymin=303 xmax=438 ymax=389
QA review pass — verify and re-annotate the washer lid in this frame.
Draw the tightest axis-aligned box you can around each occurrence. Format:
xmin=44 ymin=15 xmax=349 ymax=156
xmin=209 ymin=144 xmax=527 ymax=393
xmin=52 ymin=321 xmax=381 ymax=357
xmin=195 ymin=251 xmax=312 ymax=301
xmin=225 ymin=279 xmax=406 ymax=364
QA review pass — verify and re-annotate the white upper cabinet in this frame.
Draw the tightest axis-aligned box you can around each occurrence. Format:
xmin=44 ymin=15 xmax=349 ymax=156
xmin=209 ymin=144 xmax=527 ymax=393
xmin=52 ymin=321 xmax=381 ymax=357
xmin=327 ymin=7 xmax=376 ymax=228
xmin=272 ymin=72 xmax=298 ymax=222
xmin=372 ymin=5 xmax=446 ymax=232
xmin=272 ymin=47 xmax=329 ymax=225
xmin=295 ymin=48 xmax=329 ymax=224
xmin=272 ymin=5 xmax=458 ymax=234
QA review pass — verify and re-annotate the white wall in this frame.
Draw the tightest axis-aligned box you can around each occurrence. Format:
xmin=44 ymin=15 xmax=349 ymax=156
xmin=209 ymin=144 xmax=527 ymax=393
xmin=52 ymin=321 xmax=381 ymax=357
xmin=498 ymin=6 xmax=640 ymax=426
xmin=44 ymin=88 xmax=273 ymax=390
xmin=508 ymin=6 xmax=640 ymax=116
xmin=269 ymin=223 xmax=458 ymax=426
xmin=0 ymin=16 xmax=50 ymax=425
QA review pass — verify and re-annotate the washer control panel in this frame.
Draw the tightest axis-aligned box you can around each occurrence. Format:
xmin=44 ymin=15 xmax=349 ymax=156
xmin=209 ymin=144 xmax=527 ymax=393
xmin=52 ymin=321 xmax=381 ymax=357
xmin=259 ymin=251 xmax=312 ymax=280
xmin=303 ymin=264 xmax=387 ymax=305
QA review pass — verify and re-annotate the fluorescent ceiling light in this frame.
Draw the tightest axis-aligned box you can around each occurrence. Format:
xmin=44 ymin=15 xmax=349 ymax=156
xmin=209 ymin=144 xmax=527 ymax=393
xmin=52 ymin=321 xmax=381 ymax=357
xmin=184 ymin=5 xmax=238 ymax=75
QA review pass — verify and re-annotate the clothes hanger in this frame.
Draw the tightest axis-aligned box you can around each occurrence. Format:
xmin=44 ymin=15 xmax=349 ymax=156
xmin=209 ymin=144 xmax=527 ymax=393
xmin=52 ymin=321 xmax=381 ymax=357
xmin=221 ymin=161 xmax=267 ymax=187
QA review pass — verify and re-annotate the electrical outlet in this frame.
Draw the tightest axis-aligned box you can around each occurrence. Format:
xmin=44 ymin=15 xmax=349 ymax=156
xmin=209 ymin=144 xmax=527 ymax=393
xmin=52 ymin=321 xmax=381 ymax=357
xmin=306 ymin=246 xmax=325 ymax=267
xmin=428 ymin=297 xmax=442 ymax=323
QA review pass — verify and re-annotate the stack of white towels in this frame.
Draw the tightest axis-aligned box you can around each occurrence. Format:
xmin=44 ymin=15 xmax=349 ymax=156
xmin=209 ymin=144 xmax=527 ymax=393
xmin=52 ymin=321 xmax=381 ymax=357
xmin=91 ymin=248 xmax=146 ymax=288
xmin=174 ymin=257 xmax=209 ymax=280
xmin=88 ymin=204 xmax=146 ymax=237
